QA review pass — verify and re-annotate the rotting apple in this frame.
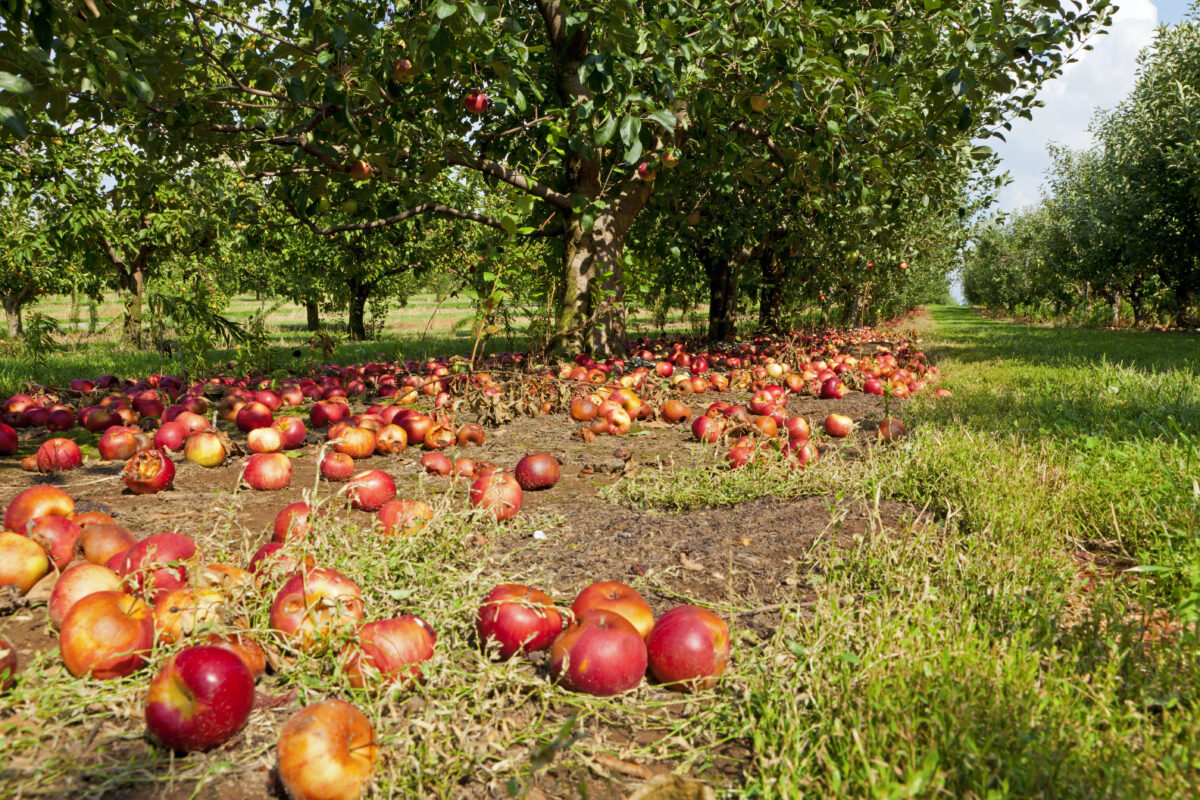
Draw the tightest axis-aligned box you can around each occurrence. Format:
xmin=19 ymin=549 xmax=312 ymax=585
xmin=270 ymin=567 xmax=364 ymax=652
xmin=0 ymin=531 xmax=51 ymax=594
xmin=276 ymin=699 xmax=378 ymax=800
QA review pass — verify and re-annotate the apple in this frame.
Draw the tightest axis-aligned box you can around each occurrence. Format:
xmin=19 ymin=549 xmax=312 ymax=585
xmin=247 ymin=426 xmax=284 ymax=453
xmin=119 ymin=532 xmax=199 ymax=602
xmin=691 ymin=414 xmax=726 ymax=443
xmin=310 ymin=400 xmax=350 ymax=429
xmin=390 ymin=58 xmax=413 ymax=81
xmin=145 ymin=645 xmax=255 ymax=752
xmin=185 ymin=431 xmax=228 ymax=467
xmin=36 ymin=438 xmax=83 ymax=472
xmin=877 ymin=417 xmax=907 ymax=442
xmin=154 ymin=421 xmax=187 ymax=451
xmin=77 ymin=523 xmax=136 ymax=565
xmin=0 ymin=531 xmax=50 ymax=593
xmin=275 ymin=416 xmax=308 ymax=449
xmin=569 ymin=397 xmax=598 ymax=421
xmin=463 ymin=91 xmax=489 ymax=114
xmin=98 ymin=427 xmax=142 ymax=460
xmin=784 ymin=417 xmax=811 ymax=441
xmin=750 ymin=93 xmax=768 ymax=111
xmin=549 ymin=609 xmax=648 ymax=696
xmin=321 ymin=451 xmax=356 ymax=481
xmin=174 ymin=410 xmax=210 ymax=436
xmin=376 ymin=500 xmax=433 ymax=537
xmin=235 ymin=401 xmax=274 ymax=433
xmin=72 ymin=510 xmax=115 ymax=528
xmin=824 ymin=413 xmax=854 ymax=438
xmin=456 ymin=423 xmax=486 ymax=447
xmin=645 ymin=605 xmax=730 ymax=691
xmin=476 ymin=584 xmax=563 ymax=660
xmin=571 ymin=581 xmax=655 ymax=638
xmin=332 ymin=425 xmax=377 ymax=459
xmin=820 ymin=377 xmax=847 ymax=399
xmin=274 ymin=502 xmax=316 ymax=543
xmin=270 ymin=568 xmax=364 ymax=652
xmin=0 ymin=636 xmax=16 ymax=691
xmin=469 ymin=471 xmax=523 ymax=521
xmin=341 ymin=615 xmax=436 ymax=689
xmin=59 ymin=591 xmax=154 ymax=679
xmin=345 ymin=469 xmax=396 ymax=511
xmin=195 ymin=563 xmax=254 ymax=600
xmin=374 ymin=423 xmax=407 ymax=455
xmin=202 ymin=632 xmax=267 ymax=679
xmin=27 ymin=515 xmax=82 ymax=570
xmin=514 ymin=453 xmax=560 ymax=491
xmin=49 ymin=563 xmax=123 ymax=623
xmin=637 ymin=162 xmax=656 ymax=181
xmin=2 ymin=489 xmax=75 ymax=532
xmin=0 ymin=422 xmax=17 ymax=455
xmin=153 ymin=587 xmax=225 ymax=644
xmin=122 ymin=448 xmax=176 ymax=494
xmin=421 ymin=451 xmax=453 ymax=476
xmin=277 ymin=700 xmax=378 ymax=800
xmin=348 ymin=158 xmax=372 ymax=181
xmin=248 ymin=542 xmax=315 ymax=580
xmin=661 ymin=400 xmax=691 ymax=424
xmin=244 ymin=452 xmax=293 ymax=490
xmin=863 ymin=378 xmax=885 ymax=396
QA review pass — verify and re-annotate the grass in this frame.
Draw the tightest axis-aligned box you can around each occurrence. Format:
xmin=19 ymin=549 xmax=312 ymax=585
xmin=4 ymin=305 xmax=1200 ymax=797
xmin=614 ymin=305 xmax=1200 ymax=797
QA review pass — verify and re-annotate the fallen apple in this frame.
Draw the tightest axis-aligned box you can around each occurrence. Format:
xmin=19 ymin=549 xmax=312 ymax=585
xmin=145 ymin=645 xmax=255 ymax=752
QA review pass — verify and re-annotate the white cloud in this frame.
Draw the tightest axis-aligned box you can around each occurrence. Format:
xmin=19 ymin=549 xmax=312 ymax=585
xmin=990 ymin=0 xmax=1162 ymax=213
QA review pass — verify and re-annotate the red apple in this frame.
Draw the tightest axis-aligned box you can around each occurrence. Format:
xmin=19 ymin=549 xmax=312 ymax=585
xmin=4 ymin=485 xmax=75 ymax=532
xmin=321 ymin=451 xmax=356 ymax=481
xmin=691 ymin=414 xmax=726 ymax=444
xmin=274 ymin=502 xmax=316 ymax=543
xmin=514 ymin=453 xmax=560 ymax=491
xmin=270 ymin=568 xmax=364 ymax=652
xmin=645 ymin=605 xmax=731 ymax=691
xmin=877 ymin=417 xmax=907 ymax=442
xmin=153 ymin=421 xmax=187 ymax=451
xmin=27 ymin=515 xmax=83 ymax=570
xmin=824 ymin=413 xmax=854 ymax=438
xmin=122 ymin=448 xmax=176 ymax=494
xmin=549 ymin=609 xmax=647 ymax=696
xmin=145 ymin=645 xmax=255 ymax=752
xmin=345 ymin=469 xmax=396 ymax=511
xmin=0 ymin=531 xmax=50 ymax=593
xmin=0 ymin=422 xmax=18 ymax=455
xmin=235 ymin=401 xmax=274 ymax=433
xmin=275 ymin=416 xmax=308 ymax=449
xmin=476 ymin=584 xmax=563 ymax=660
xmin=310 ymin=400 xmax=349 ymax=429
xmin=571 ymin=581 xmax=655 ymax=638
xmin=341 ymin=616 xmax=436 ymax=689
xmin=469 ymin=471 xmax=523 ymax=521
xmin=98 ymin=427 xmax=142 ymax=461
xmin=59 ymin=590 xmax=154 ymax=679
xmin=277 ymin=700 xmax=378 ymax=800
xmin=119 ymin=532 xmax=198 ymax=602
xmin=420 ymin=451 xmax=452 ymax=476
xmin=375 ymin=500 xmax=433 ymax=538
xmin=374 ymin=423 xmax=407 ymax=455
xmin=820 ymin=377 xmax=847 ymax=399
xmin=463 ymin=91 xmax=489 ymax=114
xmin=36 ymin=438 xmax=83 ymax=472
xmin=73 ymin=510 xmax=116 ymax=528
xmin=244 ymin=452 xmax=293 ymax=490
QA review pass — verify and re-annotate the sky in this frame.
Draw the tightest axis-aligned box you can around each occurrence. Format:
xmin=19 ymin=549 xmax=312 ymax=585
xmin=990 ymin=0 xmax=1194 ymax=213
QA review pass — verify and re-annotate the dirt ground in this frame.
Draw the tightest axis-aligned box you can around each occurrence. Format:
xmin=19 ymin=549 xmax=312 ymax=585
xmin=0 ymin=385 xmax=923 ymax=800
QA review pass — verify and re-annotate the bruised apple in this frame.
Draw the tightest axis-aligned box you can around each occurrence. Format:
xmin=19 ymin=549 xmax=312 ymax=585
xmin=375 ymin=500 xmax=433 ymax=538
xmin=340 ymin=615 xmax=436 ymax=689
xmin=153 ymin=587 xmax=225 ymax=644
xmin=469 ymin=471 xmax=523 ymax=521
xmin=345 ymin=469 xmax=395 ymax=511
xmin=270 ymin=568 xmax=364 ymax=652
xmin=0 ymin=532 xmax=50 ymax=593
xmin=77 ymin=524 xmax=137 ymax=566
xmin=59 ymin=591 xmax=154 ymax=679
xmin=277 ymin=700 xmax=378 ymax=800
xmin=27 ymin=515 xmax=82 ymax=570
xmin=122 ymin=448 xmax=176 ymax=494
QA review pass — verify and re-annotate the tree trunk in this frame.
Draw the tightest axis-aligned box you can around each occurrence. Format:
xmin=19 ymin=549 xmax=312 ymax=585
xmin=121 ymin=267 xmax=145 ymax=348
xmin=306 ymin=299 xmax=320 ymax=332
xmin=4 ymin=294 xmax=22 ymax=338
xmin=844 ymin=291 xmax=863 ymax=328
xmin=549 ymin=176 xmax=651 ymax=359
xmin=702 ymin=245 xmax=750 ymax=342
xmin=1111 ymin=292 xmax=1121 ymax=327
xmin=347 ymin=279 xmax=369 ymax=341
xmin=758 ymin=248 xmax=785 ymax=332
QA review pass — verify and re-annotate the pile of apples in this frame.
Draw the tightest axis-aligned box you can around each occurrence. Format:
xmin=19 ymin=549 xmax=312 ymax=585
xmin=477 ymin=581 xmax=730 ymax=696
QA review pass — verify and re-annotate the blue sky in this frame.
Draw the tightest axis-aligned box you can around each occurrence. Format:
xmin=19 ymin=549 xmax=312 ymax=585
xmin=990 ymin=0 xmax=1195 ymax=213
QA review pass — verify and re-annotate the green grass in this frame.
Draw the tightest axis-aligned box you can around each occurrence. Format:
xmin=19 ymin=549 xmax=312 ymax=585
xmin=616 ymin=305 xmax=1200 ymax=797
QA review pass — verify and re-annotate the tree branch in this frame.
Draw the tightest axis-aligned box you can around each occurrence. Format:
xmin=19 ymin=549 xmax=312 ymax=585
xmin=730 ymin=121 xmax=789 ymax=169
xmin=447 ymin=151 xmax=572 ymax=210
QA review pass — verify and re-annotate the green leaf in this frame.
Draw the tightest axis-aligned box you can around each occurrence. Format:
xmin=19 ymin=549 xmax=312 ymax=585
xmin=0 ymin=72 xmax=33 ymax=95
xmin=595 ymin=114 xmax=617 ymax=146
xmin=0 ymin=106 xmax=27 ymax=138
xmin=647 ymin=109 xmax=676 ymax=129
xmin=434 ymin=0 xmax=458 ymax=19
